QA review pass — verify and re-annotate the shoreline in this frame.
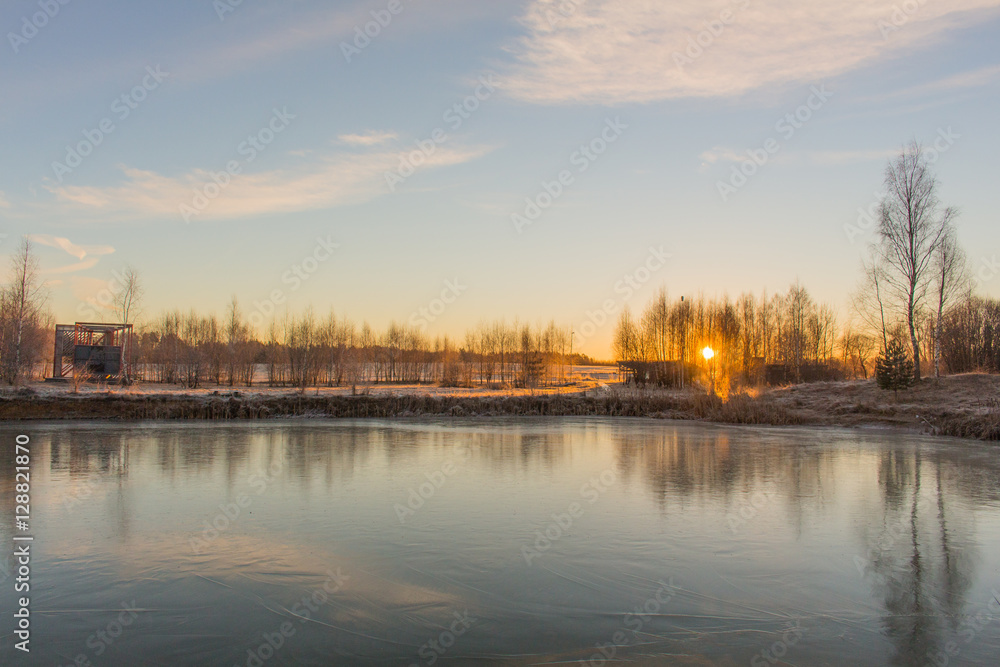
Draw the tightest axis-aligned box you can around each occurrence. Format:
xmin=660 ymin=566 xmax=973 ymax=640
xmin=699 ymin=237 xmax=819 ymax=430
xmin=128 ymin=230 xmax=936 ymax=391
xmin=2 ymin=377 xmax=998 ymax=441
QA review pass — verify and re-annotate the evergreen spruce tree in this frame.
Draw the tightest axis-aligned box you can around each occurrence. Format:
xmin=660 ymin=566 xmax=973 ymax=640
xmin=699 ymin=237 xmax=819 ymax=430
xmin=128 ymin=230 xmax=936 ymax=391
xmin=876 ymin=339 xmax=915 ymax=397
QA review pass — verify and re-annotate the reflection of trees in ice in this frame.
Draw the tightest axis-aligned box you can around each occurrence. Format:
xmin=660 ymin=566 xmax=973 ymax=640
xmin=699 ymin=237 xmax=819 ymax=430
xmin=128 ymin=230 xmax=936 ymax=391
xmin=612 ymin=427 xmax=829 ymax=533
xmin=865 ymin=451 xmax=977 ymax=666
xmin=609 ymin=425 xmax=994 ymax=666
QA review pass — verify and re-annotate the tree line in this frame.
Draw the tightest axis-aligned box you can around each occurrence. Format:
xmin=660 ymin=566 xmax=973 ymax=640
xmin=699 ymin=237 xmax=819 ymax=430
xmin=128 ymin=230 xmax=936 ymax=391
xmin=125 ymin=303 xmax=582 ymax=390
xmin=611 ymin=141 xmax=999 ymax=392
xmin=613 ymin=283 xmax=840 ymax=394
xmin=1 ymin=141 xmax=997 ymax=390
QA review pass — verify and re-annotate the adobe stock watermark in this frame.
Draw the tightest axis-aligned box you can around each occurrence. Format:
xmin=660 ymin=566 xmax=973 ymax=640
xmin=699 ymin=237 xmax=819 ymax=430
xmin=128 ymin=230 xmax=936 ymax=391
xmin=580 ymin=578 xmax=678 ymax=666
xmin=922 ymin=590 xmax=1000 ymax=667
xmin=62 ymin=478 xmax=101 ymax=514
xmin=341 ymin=0 xmax=413 ymax=62
xmin=750 ymin=622 xmax=805 ymax=667
xmin=75 ymin=266 xmax=138 ymax=322
xmin=49 ymin=66 xmax=170 ymax=184
xmin=233 ymin=569 xmax=349 ymax=667
xmin=853 ymin=492 xmax=941 ymax=586
xmin=384 ymin=74 xmax=497 ymax=192
xmin=512 ymin=117 xmax=628 ymax=234
xmin=189 ymin=450 xmax=288 ymax=554
xmin=56 ymin=601 xmax=141 ymax=667
xmin=543 ymin=0 xmax=584 ymax=27
xmin=521 ymin=467 xmax=616 ymax=566
xmin=408 ymin=279 xmax=468 ymax=333
xmin=180 ymin=107 xmax=295 ymax=224
xmin=843 ymin=127 xmax=960 ymax=244
xmin=394 ymin=446 xmax=471 ymax=523
xmin=214 ymin=0 xmax=244 ymax=22
xmin=972 ymin=253 xmax=999 ymax=291
xmin=246 ymin=234 xmax=340 ymax=332
xmin=726 ymin=487 xmax=779 ymax=534
xmin=408 ymin=610 xmax=477 ymax=667
xmin=877 ymin=0 xmax=930 ymax=40
xmin=8 ymin=0 xmax=72 ymax=54
xmin=716 ymin=84 xmax=833 ymax=202
xmin=725 ymin=467 xmax=795 ymax=534
xmin=673 ymin=0 xmax=751 ymax=70
xmin=573 ymin=246 xmax=671 ymax=348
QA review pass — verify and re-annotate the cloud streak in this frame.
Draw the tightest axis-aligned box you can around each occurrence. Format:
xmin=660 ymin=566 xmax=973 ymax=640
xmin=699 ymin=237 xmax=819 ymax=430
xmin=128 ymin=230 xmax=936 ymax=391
xmin=502 ymin=0 xmax=1000 ymax=104
xmin=338 ymin=131 xmax=400 ymax=146
xmin=701 ymin=145 xmax=898 ymax=171
xmin=28 ymin=235 xmax=116 ymax=261
xmin=42 ymin=145 xmax=493 ymax=224
xmin=43 ymin=257 xmax=102 ymax=275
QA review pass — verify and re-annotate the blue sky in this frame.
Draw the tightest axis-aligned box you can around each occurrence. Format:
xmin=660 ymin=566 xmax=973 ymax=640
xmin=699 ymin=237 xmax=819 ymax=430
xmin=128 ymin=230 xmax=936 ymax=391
xmin=2 ymin=0 xmax=998 ymax=356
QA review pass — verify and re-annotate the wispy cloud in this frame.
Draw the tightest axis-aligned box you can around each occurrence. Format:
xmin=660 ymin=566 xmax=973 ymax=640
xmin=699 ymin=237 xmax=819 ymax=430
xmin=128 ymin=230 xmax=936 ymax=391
xmin=42 ymin=145 xmax=493 ymax=224
xmin=502 ymin=0 xmax=1000 ymax=104
xmin=699 ymin=146 xmax=746 ymax=172
xmin=800 ymin=149 xmax=899 ymax=165
xmin=28 ymin=235 xmax=116 ymax=261
xmin=174 ymin=6 xmax=370 ymax=84
xmin=338 ymin=131 xmax=399 ymax=146
xmin=3 ymin=4 xmax=380 ymax=114
xmin=43 ymin=257 xmax=102 ymax=275
xmin=8 ymin=2 xmax=512 ymax=116
xmin=28 ymin=234 xmax=116 ymax=276
xmin=700 ymin=145 xmax=898 ymax=171
xmin=863 ymin=63 xmax=1000 ymax=104
xmin=0 ymin=191 xmax=9 ymax=209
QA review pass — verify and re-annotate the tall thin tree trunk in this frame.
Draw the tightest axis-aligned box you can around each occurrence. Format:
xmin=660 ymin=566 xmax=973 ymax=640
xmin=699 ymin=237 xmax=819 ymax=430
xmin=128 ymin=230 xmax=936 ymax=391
xmin=934 ymin=285 xmax=945 ymax=379
xmin=908 ymin=287 xmax=921 ymax=381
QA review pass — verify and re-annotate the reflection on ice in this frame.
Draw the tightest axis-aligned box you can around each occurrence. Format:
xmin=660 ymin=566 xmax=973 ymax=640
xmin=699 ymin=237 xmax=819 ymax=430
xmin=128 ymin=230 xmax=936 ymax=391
xmin=1 ymin=419 xmax=998 ymax=665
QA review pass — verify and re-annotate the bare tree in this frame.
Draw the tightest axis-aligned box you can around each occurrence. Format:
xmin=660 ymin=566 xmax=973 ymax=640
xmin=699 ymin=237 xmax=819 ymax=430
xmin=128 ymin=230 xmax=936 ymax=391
xmin=2 ymin=237 xmax=47 ymax=384
xmin=613 ymin=306 xmax=639 ymax=363
xmin=931 ymin=231 xmax=970 ymax=378
xmin=853 ymin=251 xmax=892 ymax=352
xmin=113 ymin=265 xmax=143 ymax=327
xmin=225 ymin=296 xmax=244 ymax=386
xmin=839 ymin=323 xmax=877 ymax=379
xmin=872 ymin=141 xmax=956 ymax=381
xmin=112 ymin=265 xmax=143 ymax=383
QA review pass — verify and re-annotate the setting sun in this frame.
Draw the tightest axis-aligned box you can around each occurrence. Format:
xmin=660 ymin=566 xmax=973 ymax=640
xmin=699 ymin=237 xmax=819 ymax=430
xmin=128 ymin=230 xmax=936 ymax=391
xmin=702 ymin=347 xmax=715 ymax=361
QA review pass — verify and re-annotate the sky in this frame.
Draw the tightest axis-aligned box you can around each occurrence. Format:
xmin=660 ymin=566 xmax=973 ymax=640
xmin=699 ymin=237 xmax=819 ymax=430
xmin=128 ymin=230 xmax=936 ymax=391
xmin=1 ymin=0 xmax=998 ymax=357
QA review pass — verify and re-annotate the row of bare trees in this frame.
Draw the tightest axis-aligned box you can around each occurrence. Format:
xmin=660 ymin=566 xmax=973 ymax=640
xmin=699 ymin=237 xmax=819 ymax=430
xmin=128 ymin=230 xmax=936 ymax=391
xmin=937 ymin=297 xmax=1000 ymax=374
xmin=613 ymin=283 xmax=842 ymax=392
xmin=131 ymin=302 xmax=577 ymax=390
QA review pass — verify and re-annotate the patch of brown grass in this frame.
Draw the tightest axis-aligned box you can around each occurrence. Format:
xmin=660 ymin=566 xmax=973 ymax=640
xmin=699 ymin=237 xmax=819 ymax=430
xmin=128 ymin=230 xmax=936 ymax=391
xmin=5 ymin=373 xmax=999 ymax=440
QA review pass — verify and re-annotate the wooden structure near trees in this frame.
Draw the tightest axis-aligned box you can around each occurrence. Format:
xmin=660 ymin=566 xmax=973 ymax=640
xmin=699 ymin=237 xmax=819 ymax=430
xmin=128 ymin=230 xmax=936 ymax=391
xmin=50 ymin=322 xmax=134 ymax=383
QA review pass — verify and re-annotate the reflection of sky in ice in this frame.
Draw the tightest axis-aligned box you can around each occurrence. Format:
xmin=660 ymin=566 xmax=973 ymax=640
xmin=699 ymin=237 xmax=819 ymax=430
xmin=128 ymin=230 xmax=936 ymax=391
xmin=1 ymin=419 xmax=999 ymax=665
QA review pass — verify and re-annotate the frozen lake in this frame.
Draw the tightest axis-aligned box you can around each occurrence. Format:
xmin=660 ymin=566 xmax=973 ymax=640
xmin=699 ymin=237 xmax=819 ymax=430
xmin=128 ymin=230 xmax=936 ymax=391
xmin=2 ymin=419 xmax=999 ymax=665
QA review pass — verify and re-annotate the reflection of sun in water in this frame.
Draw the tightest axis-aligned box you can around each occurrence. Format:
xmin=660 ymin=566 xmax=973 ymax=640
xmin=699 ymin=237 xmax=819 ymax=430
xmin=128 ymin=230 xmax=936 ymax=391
xmin=702 ymin=346 xmax=715 ymax=361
